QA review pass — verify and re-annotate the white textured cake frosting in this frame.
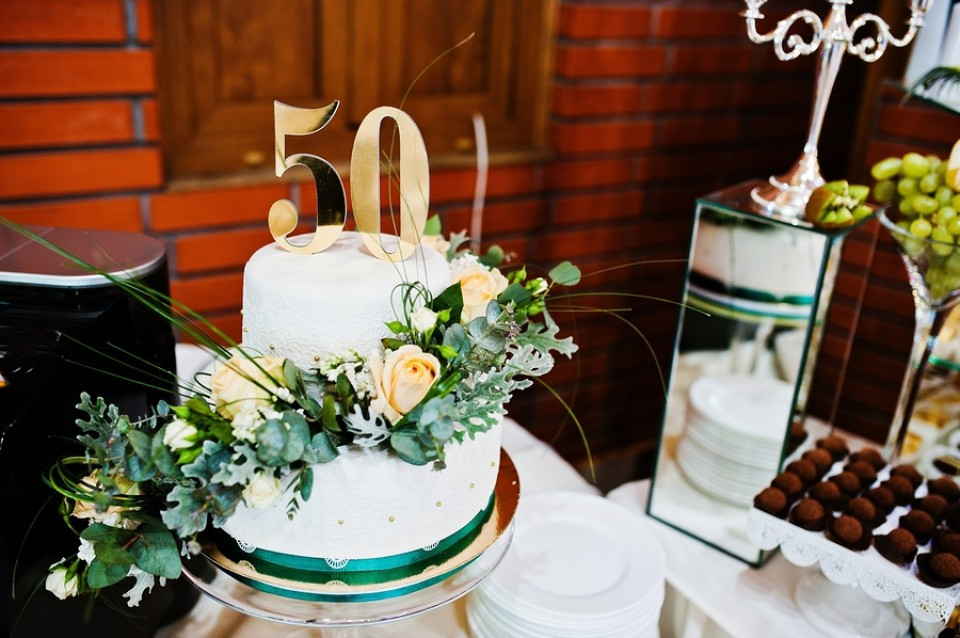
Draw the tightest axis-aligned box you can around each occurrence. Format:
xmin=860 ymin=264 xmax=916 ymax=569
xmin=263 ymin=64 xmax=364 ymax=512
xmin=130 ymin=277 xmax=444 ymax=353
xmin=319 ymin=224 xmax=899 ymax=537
xmin=221 ymin=424 xmax=501 ymax=558
xmin=692 ymin=218 xmax=824 ymax=298
xmin=241 ymin=231 xmax=451 ymax=369
xmin=233 ymin=230 xmax=500 ymax=562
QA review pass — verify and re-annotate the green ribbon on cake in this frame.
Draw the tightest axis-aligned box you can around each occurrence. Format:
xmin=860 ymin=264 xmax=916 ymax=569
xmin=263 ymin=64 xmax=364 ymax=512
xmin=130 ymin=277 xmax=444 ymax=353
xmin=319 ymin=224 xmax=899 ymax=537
xmin=225 ymin=559 xmax=478 ymax=602
xmin=212 ymin=494 xmax=494 ymax=588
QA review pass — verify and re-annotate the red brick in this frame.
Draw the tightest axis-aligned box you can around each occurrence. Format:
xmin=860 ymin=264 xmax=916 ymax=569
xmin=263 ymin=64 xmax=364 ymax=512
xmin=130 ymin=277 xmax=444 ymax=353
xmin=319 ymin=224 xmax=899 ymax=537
xmin=0 ymin=197 xmax=143 ymax=232
xmin=150 ymin=185 xmax=290 ymax=232
xmin=137 ymin=0 xmax=154 ymax=43
xmin=877 ymin=104 xmax=960 ymax=149
xmin=170 ymin=272 xmax=243 ymax=314
xmin=639 ymin=151 xmax=726 ymax=181
xmin=644 ymin=81 xmax=743 ymax=112
xmin=552 ymin=190 xmax=643 ymax=225
xmin=545 ymin=158 xmax=633 ymax=191
xmin=552 ymin=121 xmax=655 ymax=154
xmin=555 ymin=46 xmax=666 ymax=78
xmin=558 ymin=6 xmax=652 ymax=39
xmin=444 ymin=200 xmax=547 ymax=235
xmin=658 ymin=116 xmax=739 ymax=147
xmin=671 ymin=46 xmax=754 ymax=74
xmin=0 ymin=148 xmax=162 ymax=199
xmin=0 ymin=0 xmax=126 ymax=43
xmin=431 ymin=166 xmax=538 ymax=203
xmin=175 ymin=228 xmax=272 ymax=273
xmin=198 ymin=313 xmax=243 ymax=346
xmin=0 ymin=101 xmax=133 ymax=149
xmin=0 ymin=50 xmax=156 ymax=97
xmin=553 ymin=85 xmax=644 ymax=117
xmin=656 ymin=7 xmax=746 ymax=38
xmin=142 ymin=98 xmax=160 ymax=141
xmin=537 ymin=226 xmax=640 ymax=261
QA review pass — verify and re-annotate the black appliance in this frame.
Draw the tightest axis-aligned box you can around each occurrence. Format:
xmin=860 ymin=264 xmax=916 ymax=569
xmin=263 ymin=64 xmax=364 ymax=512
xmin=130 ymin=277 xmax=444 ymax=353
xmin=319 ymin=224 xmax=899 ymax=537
xmin=0 ymin=225 xmax=194 ymax=637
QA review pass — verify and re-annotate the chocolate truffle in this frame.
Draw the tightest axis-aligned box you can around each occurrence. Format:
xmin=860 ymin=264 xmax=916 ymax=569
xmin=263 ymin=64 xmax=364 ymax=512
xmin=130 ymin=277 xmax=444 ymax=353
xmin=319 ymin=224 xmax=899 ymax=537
xmin=829 ymin=470 xmax=863 ymax=497
xmin=881 ymin=475 xmax=916 ymax=506
xmin=864 ymin=486 xmax=897 ymax=516
xmin=914 ymin=494 xmax=949 ymax=524
xmin=802 ymin=448 xmax=835 ymax=477
xmin=945 ymin=502 xmax=960 ymax=532
xmin=917 ymin=552 xmax=960 ymax=588
xmin=817 ymin=434 xmax=849 ymax=462
xmin=753 ymin=487 xmax=788 ymax=518
xmin=843 ymin=460 xmax=878 ymax=488
xmin=827 ymin=514 xmax=871 ymax=550
xmin=890 ymin=464 xmax=923 ymax=490
xmin=771 ymin=472 xmax=805 ymax=502
xmin=932 ymin=529 xmax=960 ymax=558
xmin=928 ymin=477 xmax=960 ymax=504
xmin=900 ymin=510 xmax=936 ymax=544
xmin=845 ymin=497 xmax=880 ymax=528
xmin=849 ymin=447 xmax=886 ymax=472
xmin=785 ymin=459 xmax=819 ymax=486
xmin=789 ymin=498 xmax=826 ymax=531
xmin=809 ymin=481 xmax=847 ymax=512
xmin=874 ymin=528 xmax=918 ymax=566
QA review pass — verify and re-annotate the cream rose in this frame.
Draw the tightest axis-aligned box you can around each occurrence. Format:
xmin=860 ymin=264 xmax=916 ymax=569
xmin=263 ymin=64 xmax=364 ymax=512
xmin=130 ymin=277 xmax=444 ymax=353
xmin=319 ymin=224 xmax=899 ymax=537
xmin=370 ymin=345 xmax=441 ymax=423
xmin=45 ymin=564 xmax=79 ymax=600
xmin=72 ymin=471 xmax=140 ymax=525
xmin=211 ymin=354 xmax=287 ymax=420
xmin=454 ymin=263 xmax=509 ymax=322
xmin=242 ymin=472 xmax=282 ymax=508
xmin=162 ymin=418 xmax=197 ymax=451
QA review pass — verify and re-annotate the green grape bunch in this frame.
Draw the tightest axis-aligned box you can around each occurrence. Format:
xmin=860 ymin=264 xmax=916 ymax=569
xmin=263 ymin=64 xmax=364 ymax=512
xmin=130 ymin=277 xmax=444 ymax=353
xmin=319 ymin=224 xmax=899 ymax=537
xmin=871 ymin=148 xmax=960 ymax=299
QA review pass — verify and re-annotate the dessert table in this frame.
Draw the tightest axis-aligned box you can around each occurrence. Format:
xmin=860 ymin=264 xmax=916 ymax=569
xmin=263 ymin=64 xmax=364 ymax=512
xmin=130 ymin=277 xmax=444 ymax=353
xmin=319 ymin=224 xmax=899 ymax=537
xmin=167 ymin=345 xmax=915 ymax=638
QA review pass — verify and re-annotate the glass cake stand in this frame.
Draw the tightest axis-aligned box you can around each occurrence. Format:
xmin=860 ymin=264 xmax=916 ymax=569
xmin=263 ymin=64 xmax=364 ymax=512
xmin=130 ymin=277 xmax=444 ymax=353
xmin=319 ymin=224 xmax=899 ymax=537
xmin=180 ymin=449 xmax=519 ymax=628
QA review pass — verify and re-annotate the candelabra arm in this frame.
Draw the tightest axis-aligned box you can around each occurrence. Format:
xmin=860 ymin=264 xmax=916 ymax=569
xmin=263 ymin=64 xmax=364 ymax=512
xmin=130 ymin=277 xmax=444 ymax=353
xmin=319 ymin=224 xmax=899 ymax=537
xmin=804 ymin=36 xmax=845 ymax=157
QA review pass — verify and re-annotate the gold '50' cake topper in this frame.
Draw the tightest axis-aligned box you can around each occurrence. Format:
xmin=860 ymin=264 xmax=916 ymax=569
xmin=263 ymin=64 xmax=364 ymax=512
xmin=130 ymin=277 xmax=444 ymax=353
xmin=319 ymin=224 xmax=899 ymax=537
xmin=268 ymin=100 xmax=429 ymax=262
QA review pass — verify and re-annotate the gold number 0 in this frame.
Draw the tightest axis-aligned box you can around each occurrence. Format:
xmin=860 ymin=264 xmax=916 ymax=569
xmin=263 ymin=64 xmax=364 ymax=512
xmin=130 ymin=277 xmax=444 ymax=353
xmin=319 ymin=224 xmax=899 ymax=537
xmin=269 ymin=102 xmax=429 ymax=262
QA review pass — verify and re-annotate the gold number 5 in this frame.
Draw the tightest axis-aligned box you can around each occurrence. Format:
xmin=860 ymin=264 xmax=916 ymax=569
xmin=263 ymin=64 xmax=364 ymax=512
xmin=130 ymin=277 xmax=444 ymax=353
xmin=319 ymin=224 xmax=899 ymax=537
xmin=268 ymin=100 xmax=347 ymax=255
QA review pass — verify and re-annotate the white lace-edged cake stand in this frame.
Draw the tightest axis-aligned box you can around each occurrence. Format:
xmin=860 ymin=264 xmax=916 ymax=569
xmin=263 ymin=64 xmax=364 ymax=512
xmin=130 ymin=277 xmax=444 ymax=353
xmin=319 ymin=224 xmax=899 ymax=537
xmin=748 ymin=508 xmax=960 ymax=636
xmin=179 ymin=449 xmax=519 ymax=629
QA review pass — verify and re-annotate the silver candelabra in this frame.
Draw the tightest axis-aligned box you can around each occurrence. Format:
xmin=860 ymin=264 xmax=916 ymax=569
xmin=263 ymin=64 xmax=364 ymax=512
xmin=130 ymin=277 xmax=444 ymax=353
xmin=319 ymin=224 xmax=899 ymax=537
xmin=742 ymin=0 xmax=934 ymax=220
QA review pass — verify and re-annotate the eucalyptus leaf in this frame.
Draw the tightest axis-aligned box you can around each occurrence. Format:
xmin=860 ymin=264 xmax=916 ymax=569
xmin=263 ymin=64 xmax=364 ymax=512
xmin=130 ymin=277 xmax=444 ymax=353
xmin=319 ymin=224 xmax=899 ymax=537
xmin=321 ymin=395 xmax=341 ymax=432
xmin=280 ymin=411 xmax=310 ymax=463
xmin=94 ymin=542 xmax=135 ymax=566
xmin=478 ymin=244 xmax=504 ymax=268
xmin=130 ymin=524 xmax=181 ymax=578
xmin=150 ymin=433 xmax=184 ymax=479
xmin=299 ymin=467 xmax=314 ymax=502
xmin=127 ymin=429 xmax=153 ymax=461
xmin=86 ymin=559 xmax=130 ymax=589
xmin=442 ymin=323 xmax=470 ymax=357
xmin=81 ymin=523 xmax=131 ymax=544
xmin=255 ymin=419 xmax=289 ymax=466
xmin=548 ymin=261 xmax=581 ymax=286
xmin=390 ymin=429 xmax=436 ymax=466
xmin=124 ymin=453 xmax=157 ymax=482
xmin=304 ymin=431 xmax=338 ymax=464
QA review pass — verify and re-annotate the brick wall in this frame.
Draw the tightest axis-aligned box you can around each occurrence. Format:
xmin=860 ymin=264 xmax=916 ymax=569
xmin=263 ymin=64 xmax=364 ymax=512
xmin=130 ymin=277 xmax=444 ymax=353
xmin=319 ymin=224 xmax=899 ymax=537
xmin=0 ymin=0 xmax=874 ymax=473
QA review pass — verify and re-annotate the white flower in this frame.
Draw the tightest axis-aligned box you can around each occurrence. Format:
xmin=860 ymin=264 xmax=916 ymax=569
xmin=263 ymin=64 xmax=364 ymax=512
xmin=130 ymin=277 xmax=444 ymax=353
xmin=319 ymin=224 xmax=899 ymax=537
xmin=242 ymin=472 xmax=282 ymax=508
xmin=231 ymin=410 xmax=261 ymax=443
xmin=210 ymin=354 xmax=288 ymax=419
xmin=411 ymin=307 xmax=438 ymax=333
xmin=45 ymin=564 xmax=79 ymax=600
xmin=77 ymin=539 xmax=96 ymax=563
xmin=162 ymin=418 xmax=197 ymax=451
xmin=273 ymin=386 xmax=295 ymax=403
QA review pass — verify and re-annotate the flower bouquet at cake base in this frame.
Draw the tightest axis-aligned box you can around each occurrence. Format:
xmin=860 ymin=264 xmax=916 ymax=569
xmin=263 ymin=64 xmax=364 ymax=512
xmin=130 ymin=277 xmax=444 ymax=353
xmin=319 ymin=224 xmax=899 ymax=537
xmin=22 ymin=218 xmax=582 ymax=607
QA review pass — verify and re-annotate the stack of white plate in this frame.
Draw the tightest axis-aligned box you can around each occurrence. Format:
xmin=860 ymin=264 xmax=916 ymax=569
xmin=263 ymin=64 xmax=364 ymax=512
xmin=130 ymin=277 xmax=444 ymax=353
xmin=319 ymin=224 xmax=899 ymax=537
xmin=676 ymin=374 xmax=793 ymax=506
xmin=467 ymin=492 xmax=665 ymax=638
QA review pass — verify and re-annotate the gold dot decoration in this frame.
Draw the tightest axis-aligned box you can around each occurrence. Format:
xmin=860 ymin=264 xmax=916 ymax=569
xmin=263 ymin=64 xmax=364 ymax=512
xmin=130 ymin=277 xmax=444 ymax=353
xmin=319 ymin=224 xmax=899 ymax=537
xmin=435 ymin=501 xmax=442 ymax=507
xmin=242 ymin=327 xmax=249 ymax=333
xmin=388 ymin=516 xmax=395 ymax=523
xmin=490 ymin=461 xmax=496 ymax=467
xmin=269 ymin=344 xmax=276 ymax=350
xmin=314 ymin=355 xmax=321 ymax=362
xmin=469 ymin=483 xmax=475 ymax=489
xmin=338 ymin=519 xmax=344 ymax=525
